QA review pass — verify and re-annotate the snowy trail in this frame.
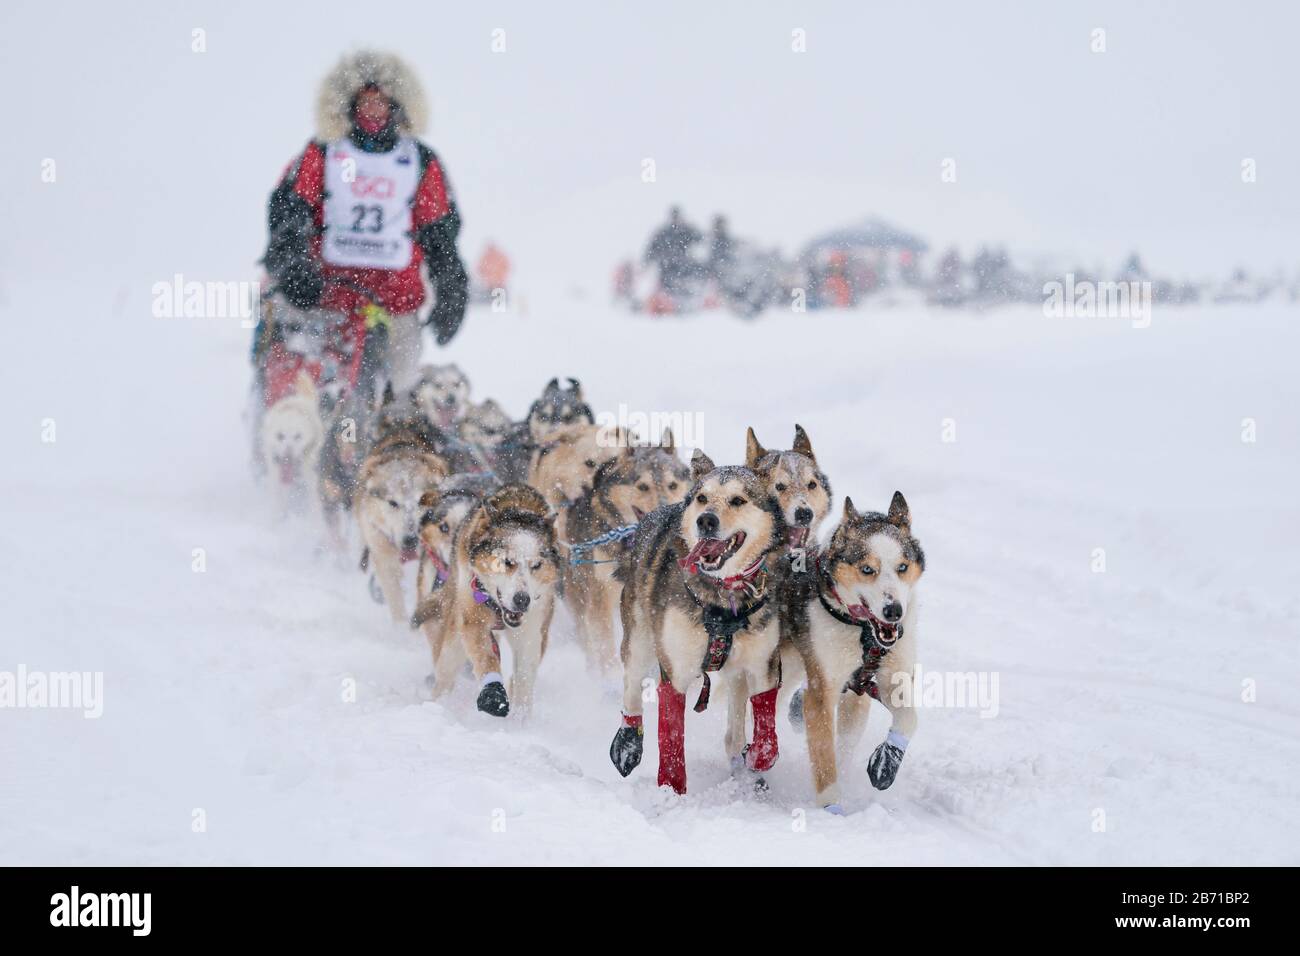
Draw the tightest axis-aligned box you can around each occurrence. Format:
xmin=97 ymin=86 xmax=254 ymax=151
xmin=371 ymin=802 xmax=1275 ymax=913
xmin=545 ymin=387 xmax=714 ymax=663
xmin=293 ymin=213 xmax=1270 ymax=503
xmin=3 ymin=286 xmax=1298 ymax=865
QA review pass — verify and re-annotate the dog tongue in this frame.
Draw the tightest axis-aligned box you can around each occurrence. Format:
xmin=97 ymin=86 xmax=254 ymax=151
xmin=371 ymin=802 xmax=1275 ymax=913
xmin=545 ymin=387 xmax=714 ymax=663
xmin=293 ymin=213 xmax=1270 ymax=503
xmin=847 ymin=603 xmax=873 ymax=621
xmin=682 ymin=537 xmax=728 ymax=568
xmin=785 ymin=527 xmax=809 ymax=547
xmin=278 ymin=460 xmax=296 ymax=484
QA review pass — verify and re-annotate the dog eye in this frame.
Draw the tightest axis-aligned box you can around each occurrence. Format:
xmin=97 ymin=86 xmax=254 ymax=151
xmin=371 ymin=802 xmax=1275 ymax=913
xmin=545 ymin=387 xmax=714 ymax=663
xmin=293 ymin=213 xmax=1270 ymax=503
xmin=530 ymin=560 xmax=543 ymax=571
xmin=637 ymin=483 xmax=651 ymax=492
xmin=860 ymin=565 xmax=876 ymax=576
xmin=897 ymin=563 xmax=908 ymax=573
xmin=503 ymin=558 xmax=517 ymax=570
xmin=387 ymin=499 xmax=400 ymax=509
xmin=585 ymin=459 xmax=597 ymax=468
xmin=774 ymin=483 xmax=786 ymax=492
xmin=696 ymin=494 xmax=708 ymax=505
xmin=439 ymin=522 xmax=450 ymax=533
xmin=729 ymin=496 xmax=746 ymax=507
xmin=808 ymin=481 xmax=818 ymax=490
xmin=668 ymin=482 xmax=678 ymax=490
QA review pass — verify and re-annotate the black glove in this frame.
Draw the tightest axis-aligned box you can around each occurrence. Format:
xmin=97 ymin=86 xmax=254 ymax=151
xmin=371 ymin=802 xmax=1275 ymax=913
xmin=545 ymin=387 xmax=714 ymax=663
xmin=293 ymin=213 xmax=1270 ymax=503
xmin=416 ymin=213 xmax=468 ymax=346
xmin=609 ymin=723 xmax=644 ymax=777
xmin=428 ymin=301 xmax=465 ymax=346
xmin=476 ymin=680 xmax=510 ymax=717
xmin=280 ymin=259 xmax=324 ymax=310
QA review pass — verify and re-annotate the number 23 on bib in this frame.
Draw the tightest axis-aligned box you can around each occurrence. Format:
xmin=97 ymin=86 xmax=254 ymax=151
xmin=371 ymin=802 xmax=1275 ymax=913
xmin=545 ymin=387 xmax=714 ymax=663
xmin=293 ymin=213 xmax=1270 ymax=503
xmin=321 ymin=138 xmax=421 ymax=270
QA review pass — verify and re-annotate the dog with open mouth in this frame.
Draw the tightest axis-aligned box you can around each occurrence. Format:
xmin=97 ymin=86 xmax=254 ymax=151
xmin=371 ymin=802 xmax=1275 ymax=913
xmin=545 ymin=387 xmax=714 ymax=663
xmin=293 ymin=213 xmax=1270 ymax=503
xmin=354 ymin=409 xmax=451 ymax=626
xmin=259 ymin=371 xmax=326 ymax=522
xmin=744 ymin=424 xmax=836 ymax=730
xmin=456 ymin=398 xmax=512 ymax=471
xmin=562 ymin=431 xmax=690 ymax=674
xmin=783 ymin=492 xmax=925 ymax=812
xmin=410 ymin=363 xmax=471 ymax=431
xmin=426 ymin=484 xmax=562 ymax=719
xmin=610 ymin=450 xmax=786 ymax=795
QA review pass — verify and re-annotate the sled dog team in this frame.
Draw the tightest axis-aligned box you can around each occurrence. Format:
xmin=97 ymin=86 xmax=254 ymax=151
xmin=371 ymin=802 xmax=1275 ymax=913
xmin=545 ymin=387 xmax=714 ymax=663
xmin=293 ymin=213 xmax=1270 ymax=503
xmin=259 ymin=366 xmax=925 ymax=812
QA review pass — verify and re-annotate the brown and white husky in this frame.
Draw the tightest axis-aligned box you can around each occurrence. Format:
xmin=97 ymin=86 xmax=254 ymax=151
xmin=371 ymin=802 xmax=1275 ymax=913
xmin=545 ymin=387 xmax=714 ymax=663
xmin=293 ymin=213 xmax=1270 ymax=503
xmin=563 ymin=433 xmax=689 ymax=673
xmin=783 ymin=493 xmax=925 ymax=812
xmin=610 ymin=450 xmax=786 ymax=794
xmin=423 ymin=485 xmax=563 ymax=720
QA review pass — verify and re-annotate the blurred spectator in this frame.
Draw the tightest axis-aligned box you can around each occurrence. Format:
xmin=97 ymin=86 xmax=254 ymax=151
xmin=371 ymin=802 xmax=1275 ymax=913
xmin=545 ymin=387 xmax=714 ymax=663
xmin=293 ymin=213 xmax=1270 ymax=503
xmin=644 ymin=206 xmax=703 ymax=295
xmin=476 ymin=242 xmax=511 ymax=294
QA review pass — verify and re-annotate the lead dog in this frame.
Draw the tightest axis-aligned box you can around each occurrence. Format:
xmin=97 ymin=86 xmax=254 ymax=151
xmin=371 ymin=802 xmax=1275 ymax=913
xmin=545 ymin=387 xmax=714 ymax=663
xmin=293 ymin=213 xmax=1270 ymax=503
xmin=784 ymin=493 xmax=925 ymax=812
xmin=426 ymin=485 xmax=562 ymax=719
xmin=729 ymin=424 xmax=834 ymax=770
xmin=610 ymin=451 xmax=786 ymax=794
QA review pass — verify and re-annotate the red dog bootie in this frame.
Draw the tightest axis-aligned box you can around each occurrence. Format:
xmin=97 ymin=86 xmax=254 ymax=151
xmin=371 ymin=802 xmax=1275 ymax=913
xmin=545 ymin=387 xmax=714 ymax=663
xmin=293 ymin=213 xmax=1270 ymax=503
xmin=744 ymin=686 xmax=780 ymax=772
xmin=657 ymin=679 xmax=688 ymax=794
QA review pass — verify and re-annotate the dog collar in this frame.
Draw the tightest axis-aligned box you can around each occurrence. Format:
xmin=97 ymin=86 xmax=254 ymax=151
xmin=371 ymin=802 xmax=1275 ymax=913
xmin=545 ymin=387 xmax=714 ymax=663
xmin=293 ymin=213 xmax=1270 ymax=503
xmin=814 ymin=554 xmax=902 ymax=699
xmin=679 ymin=550 xmax=768 ymax=595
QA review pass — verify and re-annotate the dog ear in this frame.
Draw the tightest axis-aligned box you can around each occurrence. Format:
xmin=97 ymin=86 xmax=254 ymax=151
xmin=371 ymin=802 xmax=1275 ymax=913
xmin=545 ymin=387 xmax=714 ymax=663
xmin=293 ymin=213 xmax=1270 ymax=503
xmin=660 ymin=427 xmax=675 ymax=450
xmin=592 ymin=456 xmax=621 ymax=487
xmin=888 ymin=491 xmax=910 ymax=529
xmin=567 ymin=377 xmax=584 ymax=400
xmin=792 ymin=424 xmax=816 ymax=463
xmin=843 ymin=496 xmax=860 ymax=523
xmin=745 ymin=427 xmax=766 ymax=468
xmin=690 ymin=449 xmax=715 ymax=482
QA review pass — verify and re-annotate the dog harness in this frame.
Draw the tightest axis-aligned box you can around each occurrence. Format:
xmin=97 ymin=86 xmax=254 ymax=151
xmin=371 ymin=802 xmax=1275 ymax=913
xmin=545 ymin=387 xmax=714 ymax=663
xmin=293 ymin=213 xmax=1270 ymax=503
xmin=469 ymin=575 xmax=507 ymax=639
xmin=679 ymin=556 xmax=770 ymax=712
xmin=815 ymin=556 xmax=902 ymax=700
xmin=423 ymin=546 xmax=450 ymax=587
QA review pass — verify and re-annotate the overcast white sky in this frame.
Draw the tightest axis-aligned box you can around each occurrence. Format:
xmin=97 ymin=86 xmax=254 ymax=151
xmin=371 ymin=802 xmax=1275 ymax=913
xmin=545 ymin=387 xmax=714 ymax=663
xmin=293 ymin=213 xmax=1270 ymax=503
xmin=3 ymin=0 xmax=1296 ymax=293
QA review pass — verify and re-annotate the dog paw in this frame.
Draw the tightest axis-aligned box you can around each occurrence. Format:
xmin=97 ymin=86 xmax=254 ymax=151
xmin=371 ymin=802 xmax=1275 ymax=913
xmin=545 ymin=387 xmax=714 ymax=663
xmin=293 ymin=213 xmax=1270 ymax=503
xmin=609 ymin=724 xmax=644 ymax=777
xmin=787 ymin=687 xmax=805 ymax=729
xmin=866 ymin=742 xmax=905 ymax=790
xmin=476 ymin=681 xmax=510 ymax=717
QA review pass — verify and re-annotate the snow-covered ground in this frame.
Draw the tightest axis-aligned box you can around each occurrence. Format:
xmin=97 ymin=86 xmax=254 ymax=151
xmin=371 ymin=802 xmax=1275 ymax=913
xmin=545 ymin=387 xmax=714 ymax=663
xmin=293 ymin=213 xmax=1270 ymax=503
xmin=3 ymin=286 xmax=1297 ymax=865
xmin=4 ymin=0 xmax=1299 ymax=867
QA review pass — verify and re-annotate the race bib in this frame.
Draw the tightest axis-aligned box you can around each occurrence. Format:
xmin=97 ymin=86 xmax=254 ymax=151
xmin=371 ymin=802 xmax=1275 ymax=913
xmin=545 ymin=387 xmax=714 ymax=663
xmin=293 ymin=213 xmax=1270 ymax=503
xmin=321 ymin=137 xmax=420 ymax=270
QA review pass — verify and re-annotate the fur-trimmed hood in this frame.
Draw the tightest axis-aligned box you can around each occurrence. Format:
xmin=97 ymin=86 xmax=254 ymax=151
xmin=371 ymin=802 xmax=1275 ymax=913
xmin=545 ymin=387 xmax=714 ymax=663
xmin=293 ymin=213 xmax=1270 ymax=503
xmin=316 ymin=50 xmax=428 ymax=141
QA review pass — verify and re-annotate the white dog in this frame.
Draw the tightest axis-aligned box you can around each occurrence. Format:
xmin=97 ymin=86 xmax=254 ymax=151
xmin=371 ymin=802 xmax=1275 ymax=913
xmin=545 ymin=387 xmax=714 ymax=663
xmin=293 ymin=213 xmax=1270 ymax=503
xmin=259 ymin=373 xmax=325 ymax=522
